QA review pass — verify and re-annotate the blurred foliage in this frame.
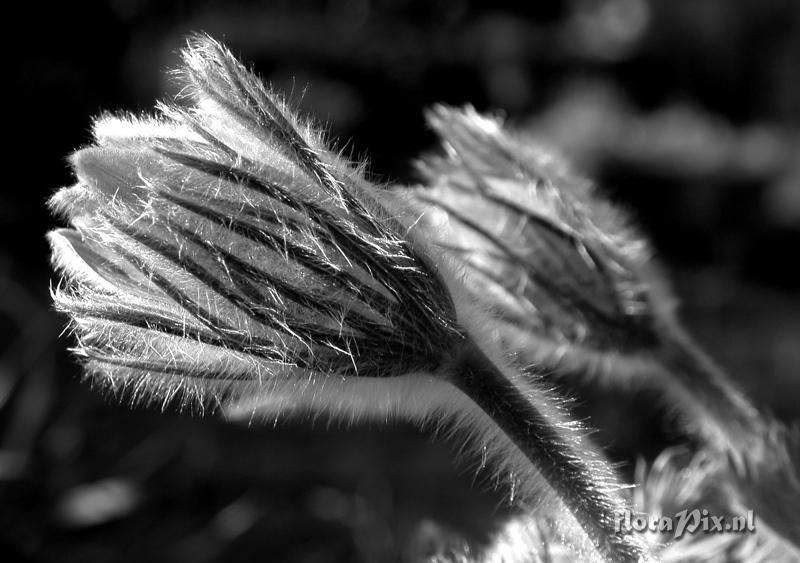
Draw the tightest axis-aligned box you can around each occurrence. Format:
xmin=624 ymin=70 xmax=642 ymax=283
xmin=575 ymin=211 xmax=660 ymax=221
xmin=4 ymin=0 xmax=799 ymax=561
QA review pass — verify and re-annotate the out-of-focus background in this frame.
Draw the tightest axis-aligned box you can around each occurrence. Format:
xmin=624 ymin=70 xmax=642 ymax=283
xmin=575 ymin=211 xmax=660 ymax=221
xmin=3 ymin=1 xmax=798 ymax=561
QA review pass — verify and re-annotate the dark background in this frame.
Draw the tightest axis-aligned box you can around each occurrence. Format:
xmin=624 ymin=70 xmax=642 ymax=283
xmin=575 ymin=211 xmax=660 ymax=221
xmin=3 ymin=1 xmax=799 ymax=561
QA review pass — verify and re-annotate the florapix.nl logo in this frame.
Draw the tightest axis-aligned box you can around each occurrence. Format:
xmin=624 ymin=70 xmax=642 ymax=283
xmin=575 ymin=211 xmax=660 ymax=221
xmin=615 ymin=509 xmax=755 ymax=539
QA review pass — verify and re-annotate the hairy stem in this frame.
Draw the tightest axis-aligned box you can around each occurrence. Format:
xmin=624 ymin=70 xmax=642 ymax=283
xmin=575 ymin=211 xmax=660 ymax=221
xmin=451 ymin=342 xmax=648 ymax=562
xmin=657 ymin=324 xmax=765 ymax=454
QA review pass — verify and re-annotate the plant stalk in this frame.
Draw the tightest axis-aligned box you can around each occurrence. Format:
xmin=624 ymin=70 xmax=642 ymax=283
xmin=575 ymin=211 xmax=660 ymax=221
xmin=451 ymin=341 xmax=648 ymax=563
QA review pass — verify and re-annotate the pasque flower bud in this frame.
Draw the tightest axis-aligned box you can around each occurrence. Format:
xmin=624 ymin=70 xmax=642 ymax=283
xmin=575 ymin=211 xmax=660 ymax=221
xmin=408 ymin=104 xmax=800 ymax=558
xmin=49 ymin=35 xmax=654 ymax=562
